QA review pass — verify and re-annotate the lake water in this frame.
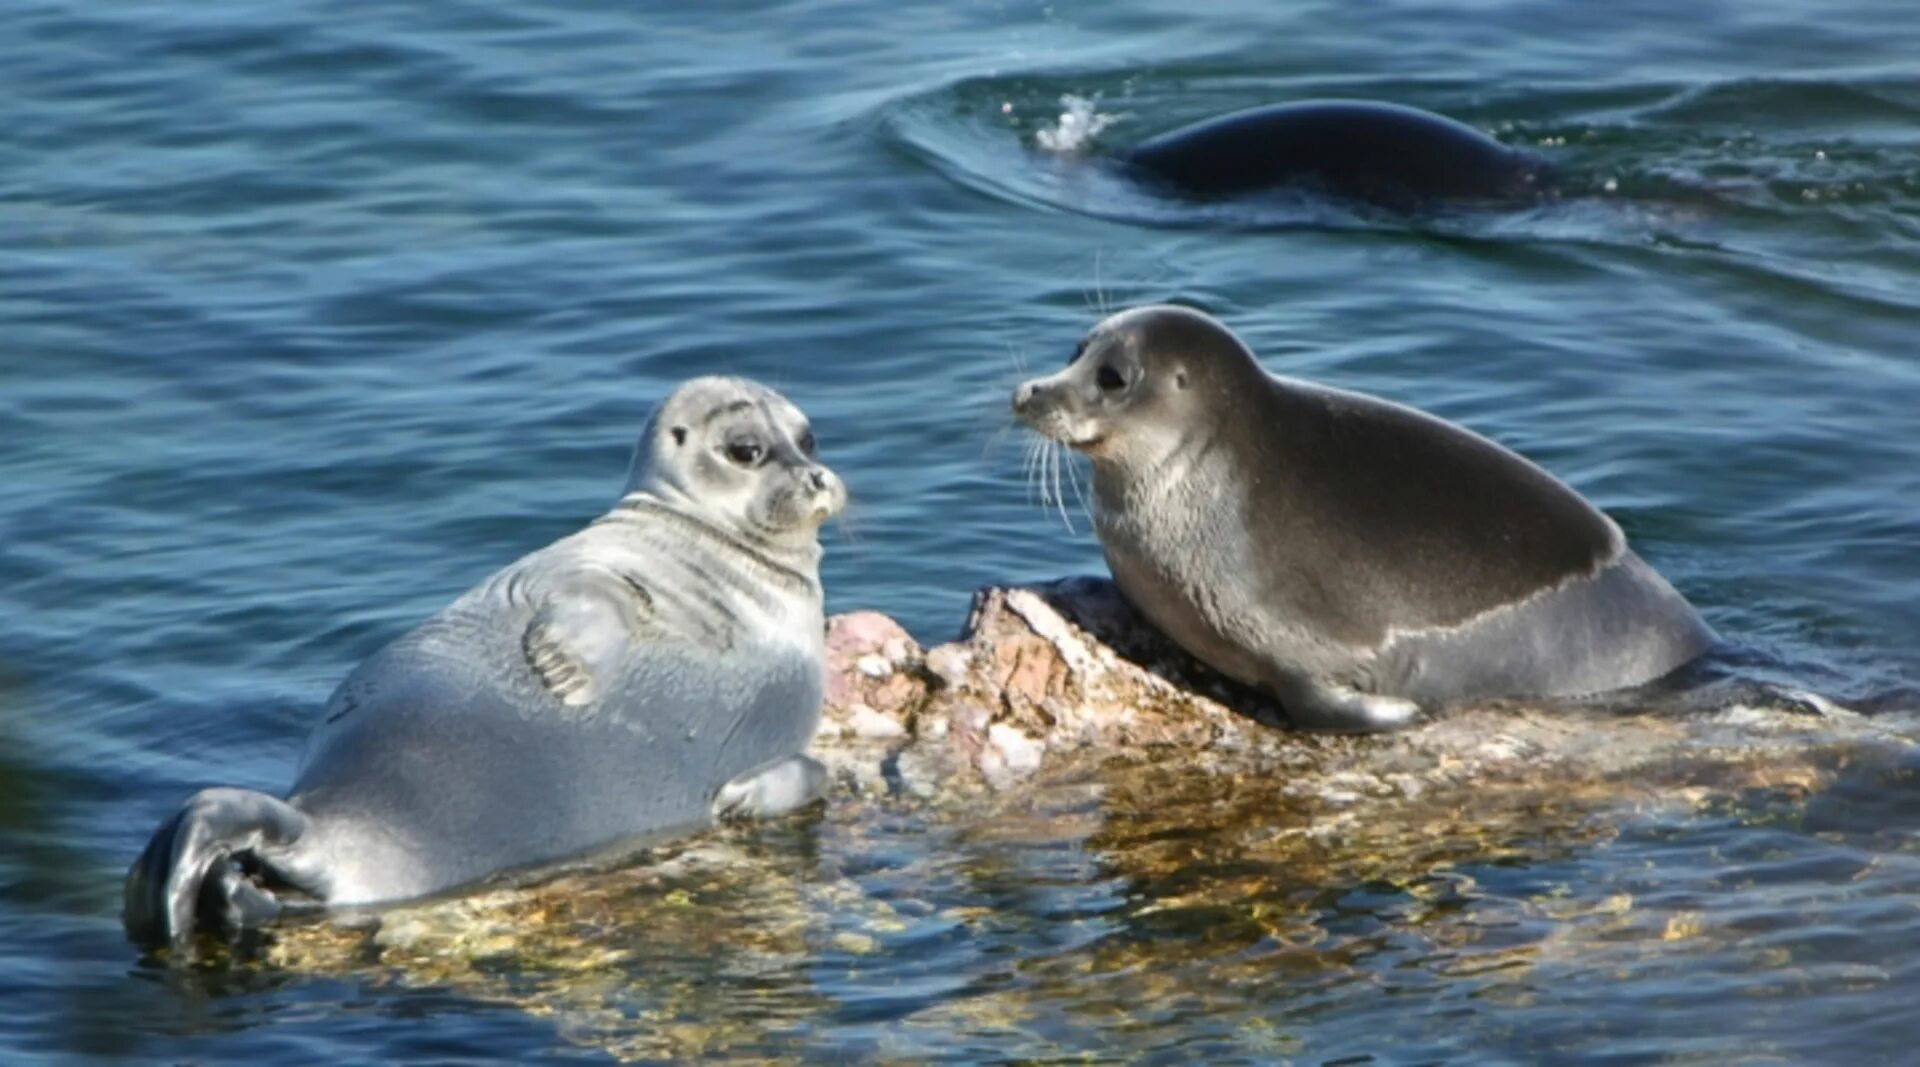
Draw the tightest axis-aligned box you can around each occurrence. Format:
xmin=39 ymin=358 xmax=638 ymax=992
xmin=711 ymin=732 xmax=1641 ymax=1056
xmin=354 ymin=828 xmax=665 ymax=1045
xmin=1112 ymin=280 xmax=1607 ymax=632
xmin=4 ymin=0 xmax=1919 ymax=1062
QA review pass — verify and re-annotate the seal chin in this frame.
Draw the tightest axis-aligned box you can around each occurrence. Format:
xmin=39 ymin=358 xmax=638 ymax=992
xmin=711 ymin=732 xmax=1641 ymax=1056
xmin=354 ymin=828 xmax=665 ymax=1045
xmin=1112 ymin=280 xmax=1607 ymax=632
xmin=814 ymin=479 xmax=849 ymax=522
xmin=793 ymin=484 xmax=847 ymax=528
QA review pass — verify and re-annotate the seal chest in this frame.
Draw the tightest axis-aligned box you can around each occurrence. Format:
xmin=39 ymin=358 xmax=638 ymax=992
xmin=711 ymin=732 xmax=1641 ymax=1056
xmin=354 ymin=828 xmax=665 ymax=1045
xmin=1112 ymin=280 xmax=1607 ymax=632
xmin=1013 ymin=305 xmax=1713 ymax=733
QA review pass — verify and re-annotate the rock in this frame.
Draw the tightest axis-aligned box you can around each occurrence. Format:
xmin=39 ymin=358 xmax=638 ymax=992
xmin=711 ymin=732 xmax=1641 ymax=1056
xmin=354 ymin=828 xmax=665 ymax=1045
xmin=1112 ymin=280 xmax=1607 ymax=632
xmin=820 ymin=611 xmax=930 ymax=741
xmin=984 ymin=722 xmax=1046 ymax=785
xmin=844 ymin=703 xmax=906 ymax=741
xmin=816 ymin=577 xmax=1909 ymax=799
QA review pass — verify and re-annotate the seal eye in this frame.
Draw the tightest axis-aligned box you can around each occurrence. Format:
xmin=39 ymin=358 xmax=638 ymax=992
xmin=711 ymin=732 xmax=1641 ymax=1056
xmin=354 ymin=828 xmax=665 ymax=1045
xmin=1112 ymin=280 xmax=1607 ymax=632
xmin=1096 ymin=364 xmax=1126 ymax=393
xmin=797 ymin=429 xmax=817 ymax=456
xmin=725 ymin=440 xmax=766 ymax=467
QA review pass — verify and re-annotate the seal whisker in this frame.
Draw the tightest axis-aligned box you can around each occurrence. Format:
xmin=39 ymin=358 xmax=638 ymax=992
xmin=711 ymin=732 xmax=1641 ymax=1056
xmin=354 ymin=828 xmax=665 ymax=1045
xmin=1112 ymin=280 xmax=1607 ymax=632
xmin=829 ymin=503 xmax=862 ymax=548
xmin=1046 ymin=439 xmax=1076 ymax=532
xmin=1023 ymin=435 xmax=1047 ymax=506
xmin=1032 ymin=437 xmax=1052 ymax=510
xmin=1060 ymin=441 xmax=1092 ymax=521
xmin=1093 ymin=247 xmax=1112 ymax=317
xmin=1040 ymin=439 xmax=1056 ymax=506
xmin=980 ymin=342 xmax=1034 ymax=461
xmin=838 ymin=515 xmax=861 ymax=546
xmin=982 ymin=420 xmax=1015 ymax=460
xmin=1038 ymin=440 xmax=1057 ymax=517
xmin=1037 ymin=438 xmax=1055 ymax=515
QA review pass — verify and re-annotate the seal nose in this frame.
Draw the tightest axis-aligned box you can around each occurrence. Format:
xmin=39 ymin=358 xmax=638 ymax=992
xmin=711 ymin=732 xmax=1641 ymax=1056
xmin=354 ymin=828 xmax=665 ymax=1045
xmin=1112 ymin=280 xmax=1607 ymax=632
xmin=1012 ymin=381 xmax=1038 ymax=414
xmin=804 ymin=465 xmax=847 ymax=520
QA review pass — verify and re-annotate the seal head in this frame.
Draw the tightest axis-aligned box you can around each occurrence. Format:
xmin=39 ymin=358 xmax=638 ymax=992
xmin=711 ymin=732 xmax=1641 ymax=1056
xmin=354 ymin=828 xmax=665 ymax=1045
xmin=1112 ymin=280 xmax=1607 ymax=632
xmin=628 ymin=376 xmax=846 ymax=550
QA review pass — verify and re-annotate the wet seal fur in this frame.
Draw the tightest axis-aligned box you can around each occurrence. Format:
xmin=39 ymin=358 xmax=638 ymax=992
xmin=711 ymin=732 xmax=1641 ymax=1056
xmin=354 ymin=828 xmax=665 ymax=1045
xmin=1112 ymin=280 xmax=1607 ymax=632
xmin=125 ymin=377 xmax=847 ymax=952
xmin=1117 ymin=99 xmax=1550 ymax=210
xmin=1012 ymin=305 xmax=1714 ymax=733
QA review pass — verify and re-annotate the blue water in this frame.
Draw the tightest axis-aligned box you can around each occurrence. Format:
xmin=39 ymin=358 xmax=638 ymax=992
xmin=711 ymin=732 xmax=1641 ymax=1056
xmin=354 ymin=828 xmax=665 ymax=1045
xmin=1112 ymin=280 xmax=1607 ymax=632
xmin=5 ymin=0 xmax=1920 ymax=1062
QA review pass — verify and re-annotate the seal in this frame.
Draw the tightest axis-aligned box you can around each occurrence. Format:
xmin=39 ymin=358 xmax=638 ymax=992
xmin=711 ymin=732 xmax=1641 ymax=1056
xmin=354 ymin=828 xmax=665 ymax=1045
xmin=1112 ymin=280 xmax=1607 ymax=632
xmin=1011 ymin=305 xmax=1714 ymax=733
xmin=124 ymin=377 xmax=847 ymax=950
xmin=1116 ymin=99 xmax=1550 ymax=209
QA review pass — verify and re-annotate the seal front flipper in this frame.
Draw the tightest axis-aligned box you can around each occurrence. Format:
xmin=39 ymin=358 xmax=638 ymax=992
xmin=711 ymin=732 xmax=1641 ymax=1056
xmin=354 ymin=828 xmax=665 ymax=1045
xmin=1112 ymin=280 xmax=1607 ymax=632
xmin=522 ymin=568 xmax=656 ymax=707
xmin=1274 ymin=677 xmax=1423 ymax=734
xmin=123 ymin=787 xmax=324 ymax=950
xmin=712 ymin=755 xmax=828 ymax=820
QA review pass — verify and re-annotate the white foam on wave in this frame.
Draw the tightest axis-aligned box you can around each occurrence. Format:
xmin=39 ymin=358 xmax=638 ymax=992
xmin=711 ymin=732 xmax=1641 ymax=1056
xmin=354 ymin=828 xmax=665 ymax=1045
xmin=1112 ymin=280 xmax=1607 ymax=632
xmin=1033 ymin=94 xmax=1123 ymax=156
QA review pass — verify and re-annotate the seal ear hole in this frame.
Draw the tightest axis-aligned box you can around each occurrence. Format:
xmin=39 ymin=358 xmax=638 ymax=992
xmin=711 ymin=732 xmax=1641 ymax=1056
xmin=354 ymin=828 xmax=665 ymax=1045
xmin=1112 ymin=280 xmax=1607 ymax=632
xmin=1175 ymin=370 xmax=1188 ymax=390
xmin=670 ymin=426 xmax=688 ymax=446
xmin=1096 ymin=364 xmax=1126 ymax=393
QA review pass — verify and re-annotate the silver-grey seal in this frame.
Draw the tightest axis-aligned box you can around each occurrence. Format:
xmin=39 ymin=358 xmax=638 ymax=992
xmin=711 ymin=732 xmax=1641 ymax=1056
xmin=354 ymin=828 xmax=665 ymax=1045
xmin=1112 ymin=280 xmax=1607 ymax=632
xmin=125 ymin=377 xmax=847 ymax=950
xmin=1012 ymin=305 xmax=1712 ymax=733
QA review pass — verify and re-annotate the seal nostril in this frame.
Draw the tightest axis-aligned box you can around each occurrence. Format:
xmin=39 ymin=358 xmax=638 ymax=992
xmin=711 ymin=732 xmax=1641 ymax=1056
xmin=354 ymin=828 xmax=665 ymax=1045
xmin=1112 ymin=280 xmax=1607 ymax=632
xmin=1013 ymin=382 xmax=1036 ymax=413
xmin=808 ymin=469 xmax=829 ymax=492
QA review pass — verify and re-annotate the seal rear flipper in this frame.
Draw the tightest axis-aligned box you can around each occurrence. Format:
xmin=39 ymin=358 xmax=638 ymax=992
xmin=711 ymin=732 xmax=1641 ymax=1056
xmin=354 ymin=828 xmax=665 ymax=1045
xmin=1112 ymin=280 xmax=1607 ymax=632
xmin=1276 ymin=679 xmax=1423 ymax=734
xmin=712 ymin=755 xmax=827 ymax=821
xmin=123 ymin=787 xmax=319 ymax=951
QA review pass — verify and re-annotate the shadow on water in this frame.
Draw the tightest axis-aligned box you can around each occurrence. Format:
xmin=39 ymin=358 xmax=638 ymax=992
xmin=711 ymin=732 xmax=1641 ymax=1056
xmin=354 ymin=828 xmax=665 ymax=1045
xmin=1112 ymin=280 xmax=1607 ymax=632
xmin=0 ymin=669 xmax=94 ymax=914
xmin=0 ymin=664 xmax=174 ymax=1060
